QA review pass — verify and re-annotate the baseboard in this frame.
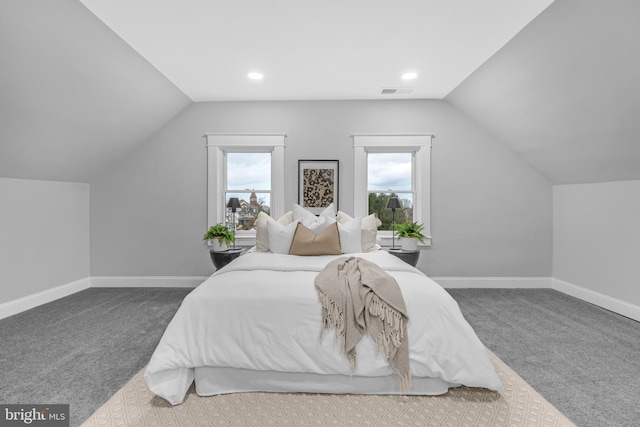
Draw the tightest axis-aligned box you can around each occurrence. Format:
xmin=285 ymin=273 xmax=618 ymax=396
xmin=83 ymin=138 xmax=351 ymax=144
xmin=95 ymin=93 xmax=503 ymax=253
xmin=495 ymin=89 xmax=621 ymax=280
xmin=0 ymin=277 xmax=91 ymax=320
xmin=90 ymin=276 xmax=208 ymax=288
xmin=552 ymin=278 xmax=640 ymax=322
xmin=432 ymin=277 xmax=552 ymax=289
xmin=0 ymin=276 xmax=207 ymax=320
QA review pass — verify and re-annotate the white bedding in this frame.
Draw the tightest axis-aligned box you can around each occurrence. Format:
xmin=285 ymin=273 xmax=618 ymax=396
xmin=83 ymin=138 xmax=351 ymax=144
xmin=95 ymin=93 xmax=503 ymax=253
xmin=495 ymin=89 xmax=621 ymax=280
xmin=145 ymin=251 xmax=502 ymax=405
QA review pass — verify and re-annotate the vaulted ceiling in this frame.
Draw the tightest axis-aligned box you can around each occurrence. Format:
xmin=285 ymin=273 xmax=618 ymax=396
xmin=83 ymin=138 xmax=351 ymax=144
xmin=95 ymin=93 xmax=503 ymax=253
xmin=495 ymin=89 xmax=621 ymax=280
xmin=1 ymin=0 xmax=638 ymax=185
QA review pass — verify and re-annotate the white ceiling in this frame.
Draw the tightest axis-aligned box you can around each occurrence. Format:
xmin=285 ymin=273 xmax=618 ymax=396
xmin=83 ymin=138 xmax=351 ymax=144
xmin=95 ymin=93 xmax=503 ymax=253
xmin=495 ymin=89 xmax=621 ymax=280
xmin=79 ymin=0 xmax=554 ymax=102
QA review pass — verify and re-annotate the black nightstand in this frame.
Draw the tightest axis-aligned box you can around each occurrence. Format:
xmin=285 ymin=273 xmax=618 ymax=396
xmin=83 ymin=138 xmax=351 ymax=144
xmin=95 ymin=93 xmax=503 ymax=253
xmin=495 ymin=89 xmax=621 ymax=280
xmin=209 ymin=248 xmax=244 ymax=269
xmin=388 ymin=248 xmax=420 ymax=267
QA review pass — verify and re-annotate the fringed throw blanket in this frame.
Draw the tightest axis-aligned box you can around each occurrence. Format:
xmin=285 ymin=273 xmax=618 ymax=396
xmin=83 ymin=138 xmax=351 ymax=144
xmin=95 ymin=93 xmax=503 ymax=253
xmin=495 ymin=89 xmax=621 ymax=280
xmin=314 ymin=256 xmax=411 ymax=391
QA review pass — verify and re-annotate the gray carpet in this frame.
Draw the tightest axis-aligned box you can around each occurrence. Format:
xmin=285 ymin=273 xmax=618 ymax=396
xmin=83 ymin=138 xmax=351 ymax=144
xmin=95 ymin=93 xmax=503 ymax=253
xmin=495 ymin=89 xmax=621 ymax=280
xmin=448 ymin=289 xmax=640 ymax=427
xmin=0 ymin=288 xmax=191 ymax=427
xmin=1 ymin=288 xmax=638 ymax=427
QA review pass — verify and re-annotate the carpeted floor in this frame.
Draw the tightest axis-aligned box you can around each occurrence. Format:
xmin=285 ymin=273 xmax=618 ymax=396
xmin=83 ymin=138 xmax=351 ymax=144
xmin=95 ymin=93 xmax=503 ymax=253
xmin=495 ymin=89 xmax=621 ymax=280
xmin=448 ymin=289 xmax=640 ymax=427
xmin=0 ymin=288 xmax=191 ymax=427
xmin=1 ymin=287 xmax=638 ymax=426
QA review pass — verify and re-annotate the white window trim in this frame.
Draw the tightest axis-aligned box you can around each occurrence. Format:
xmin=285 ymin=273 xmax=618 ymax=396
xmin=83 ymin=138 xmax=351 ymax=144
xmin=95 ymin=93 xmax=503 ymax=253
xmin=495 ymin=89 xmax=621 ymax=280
xmin=352 ymin=134 xmax=433 ymax=247
xmin=205 ymin=133 xmax=286 ymax=246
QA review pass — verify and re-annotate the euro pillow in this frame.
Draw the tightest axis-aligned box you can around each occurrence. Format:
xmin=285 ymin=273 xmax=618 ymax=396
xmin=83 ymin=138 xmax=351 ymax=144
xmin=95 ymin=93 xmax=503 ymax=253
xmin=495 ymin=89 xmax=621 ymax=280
xmin=289 ymin=222 xmax=342 ymax=256
xmin=255 ymin=211 xmax=294 ymax=252
xmin=293 ymin=202 xmax=336 ymax=222
xmin=267 ymin=219 xmax=300 ymax=254
xmin=337 ymin=211 xmax=381 ymax=252
xmin=293 ymin=202 xmax=338 ymax=234
xmin=320 ymin=202 xmax=337 ymax=218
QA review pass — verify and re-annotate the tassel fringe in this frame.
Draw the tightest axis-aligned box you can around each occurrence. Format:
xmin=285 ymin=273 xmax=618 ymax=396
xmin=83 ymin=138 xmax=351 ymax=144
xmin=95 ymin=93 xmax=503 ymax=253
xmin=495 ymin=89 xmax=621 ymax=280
xmin=317 ymin=289 xmax=344 ymax=341
xmin=369 ymin=295 xmax=405 ymax=349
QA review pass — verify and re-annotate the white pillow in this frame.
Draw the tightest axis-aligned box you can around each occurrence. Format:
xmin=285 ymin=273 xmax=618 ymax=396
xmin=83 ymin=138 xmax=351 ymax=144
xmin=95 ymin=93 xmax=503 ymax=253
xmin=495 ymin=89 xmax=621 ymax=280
xmin=337 ymin=211 xmax=381 ymax=252
xmin=302 ymin=215 xmax=336 ymax=233
xmin=267 ymin=219 xmax=300 ymax=254
xmin=320 ymin=202 xmax=337 ymax=218
xmin=293 ymin=203 xmax=337 ymax=233
xmin=293 ymin=203 xmax=336 ymax=221
xmin=255 ymin=211 xmax=294 ymax=252
xmin=337 ymin=217 xmax=362 ymax=253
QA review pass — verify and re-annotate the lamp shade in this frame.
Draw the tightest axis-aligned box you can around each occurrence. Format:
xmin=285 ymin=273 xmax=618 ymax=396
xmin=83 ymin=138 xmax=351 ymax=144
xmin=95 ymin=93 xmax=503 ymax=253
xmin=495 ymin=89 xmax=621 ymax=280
xmin=386 ymin=197 xmax=401 ymax=210
xmin=226 ymin=197 xmax=241 ymax=212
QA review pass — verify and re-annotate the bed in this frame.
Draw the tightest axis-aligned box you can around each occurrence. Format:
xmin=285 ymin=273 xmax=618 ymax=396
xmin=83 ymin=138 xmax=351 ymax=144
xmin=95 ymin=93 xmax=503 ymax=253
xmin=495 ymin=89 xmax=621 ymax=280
xmin=145 ymin=207 xmax=502 ymax=405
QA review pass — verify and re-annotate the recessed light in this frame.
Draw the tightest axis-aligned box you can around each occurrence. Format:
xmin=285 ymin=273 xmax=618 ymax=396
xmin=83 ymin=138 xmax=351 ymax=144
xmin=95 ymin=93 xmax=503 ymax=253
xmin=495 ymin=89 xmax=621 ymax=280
xmin=401 ymin=72 xmax=418 ymax=80
xmin=248 ymin=72 xmax=263 ymax=80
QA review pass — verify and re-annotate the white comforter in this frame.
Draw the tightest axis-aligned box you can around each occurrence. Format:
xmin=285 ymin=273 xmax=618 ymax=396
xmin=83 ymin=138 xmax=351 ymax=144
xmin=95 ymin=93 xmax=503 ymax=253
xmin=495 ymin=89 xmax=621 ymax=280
xmin=145 ymin=251 xmax=502 ymax=405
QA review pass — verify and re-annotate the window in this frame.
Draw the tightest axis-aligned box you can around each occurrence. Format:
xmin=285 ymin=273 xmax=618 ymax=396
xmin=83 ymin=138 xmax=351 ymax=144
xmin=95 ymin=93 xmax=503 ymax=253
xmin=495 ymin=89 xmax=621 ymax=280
xmin=225 ymin=152 xmax=271 ymax=230
xmin=367 ymin=152 xmax=413 ymax=230
xmin=353 ymin=134 xmax=432 ymax=246
xmin=205 ymin=134 xmax=286 ymax=245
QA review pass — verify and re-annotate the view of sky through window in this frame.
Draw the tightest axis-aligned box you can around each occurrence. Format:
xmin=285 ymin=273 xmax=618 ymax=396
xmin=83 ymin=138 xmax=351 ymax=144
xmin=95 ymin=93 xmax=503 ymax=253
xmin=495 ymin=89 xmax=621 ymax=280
xmin=226 ymin=152 xmax=271 ymax=191
xmin=367 ymin=153 xmax=412 ymax=191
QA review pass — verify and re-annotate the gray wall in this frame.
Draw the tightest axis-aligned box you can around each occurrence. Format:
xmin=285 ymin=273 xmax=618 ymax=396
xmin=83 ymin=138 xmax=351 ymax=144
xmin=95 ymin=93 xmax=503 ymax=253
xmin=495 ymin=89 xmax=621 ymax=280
xmin=90 ymin=100 xmax=552 ymax=278
xmin=0 ymin=0 xmax=191 ymax=183
xmin=553 ymin=181 xmax=640 ymax=306
xmin=446 ymin=0 xmax=640 ymax=184
xmin=0 ymin=177 xmax=90 ymax=304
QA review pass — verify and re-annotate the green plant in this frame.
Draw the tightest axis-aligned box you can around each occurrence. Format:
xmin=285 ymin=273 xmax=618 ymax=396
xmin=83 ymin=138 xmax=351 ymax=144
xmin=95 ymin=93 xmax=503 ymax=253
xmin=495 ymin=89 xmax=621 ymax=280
xmin=203 ymin=224 xmax=235 ymax=246
xmin=394 ymin=222 xmax=426 ymax=243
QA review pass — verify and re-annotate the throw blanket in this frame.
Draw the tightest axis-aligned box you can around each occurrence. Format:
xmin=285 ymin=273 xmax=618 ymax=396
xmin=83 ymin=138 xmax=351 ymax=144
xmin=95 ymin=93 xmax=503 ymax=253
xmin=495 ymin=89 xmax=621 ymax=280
xmin=314 ymin=257 xmax=411 ymax=391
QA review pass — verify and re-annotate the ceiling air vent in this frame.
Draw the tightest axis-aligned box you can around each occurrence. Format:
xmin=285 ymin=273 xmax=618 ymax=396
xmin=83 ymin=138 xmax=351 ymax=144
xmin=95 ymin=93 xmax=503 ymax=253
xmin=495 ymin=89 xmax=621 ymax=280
xmin=381 ymin=88 xmax=414 ymax=95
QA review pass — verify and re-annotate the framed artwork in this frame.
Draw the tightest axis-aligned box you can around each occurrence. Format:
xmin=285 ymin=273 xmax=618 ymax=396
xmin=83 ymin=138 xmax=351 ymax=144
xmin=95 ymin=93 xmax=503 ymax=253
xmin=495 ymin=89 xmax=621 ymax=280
xmin=298 ymin=160 xmax=339 ymax=214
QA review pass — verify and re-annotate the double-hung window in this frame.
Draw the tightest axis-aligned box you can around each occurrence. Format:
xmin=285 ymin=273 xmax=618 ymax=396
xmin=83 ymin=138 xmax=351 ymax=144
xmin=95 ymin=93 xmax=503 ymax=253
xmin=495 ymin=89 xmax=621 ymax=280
xmin=224 ymin=152 xmax=271 ymax=230
xmin=205 ymin=134 xmax=286 ymax=246
xmin=353 ymin=134 xmax=432 ymax=246
xmin=367 ymin=152 xmax=414 ymax=229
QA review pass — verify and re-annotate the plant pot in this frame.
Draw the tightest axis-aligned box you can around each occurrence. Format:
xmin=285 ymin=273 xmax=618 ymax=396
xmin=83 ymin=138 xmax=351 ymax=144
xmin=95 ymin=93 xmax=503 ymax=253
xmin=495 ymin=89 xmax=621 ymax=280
xmin=210 ymin=240 xmax=228 ymax=252
xmin=400 ymin=237 xmax=418 ymax=251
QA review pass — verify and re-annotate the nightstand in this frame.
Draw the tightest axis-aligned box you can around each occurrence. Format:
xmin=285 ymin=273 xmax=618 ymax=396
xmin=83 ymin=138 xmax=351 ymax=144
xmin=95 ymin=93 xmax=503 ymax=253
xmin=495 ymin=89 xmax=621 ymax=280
xmin=388 ymin=248 xmax=420 ymax=267
xmin=209 ymin=248 xmax=244 ymax=269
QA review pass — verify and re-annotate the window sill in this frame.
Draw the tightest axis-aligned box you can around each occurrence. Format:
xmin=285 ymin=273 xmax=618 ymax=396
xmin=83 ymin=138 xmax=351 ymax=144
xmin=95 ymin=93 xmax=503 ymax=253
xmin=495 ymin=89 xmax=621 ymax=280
xmin=207 ymin=231 xmax=432 ymax=250
xmin=378 ymin=232 xmax=432 ymax=248
xmin=234 ymin=233 xmax=257 ymax=248
xmin=205 ymin=232 xmax=257 ymax=249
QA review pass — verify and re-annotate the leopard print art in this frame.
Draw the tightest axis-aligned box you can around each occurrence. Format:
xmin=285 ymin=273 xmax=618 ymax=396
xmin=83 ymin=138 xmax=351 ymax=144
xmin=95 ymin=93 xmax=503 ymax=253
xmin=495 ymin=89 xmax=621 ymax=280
xmin=303 ymin=169 xmax=334 ymax=207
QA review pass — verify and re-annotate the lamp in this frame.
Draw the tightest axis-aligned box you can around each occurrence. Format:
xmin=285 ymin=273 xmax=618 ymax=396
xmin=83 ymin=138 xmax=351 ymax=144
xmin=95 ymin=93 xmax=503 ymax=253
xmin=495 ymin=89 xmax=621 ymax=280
xmin=226 ymin=197 xmax=241 ymax=250
xmin=386 ymin=197 xmax=401 ymax=250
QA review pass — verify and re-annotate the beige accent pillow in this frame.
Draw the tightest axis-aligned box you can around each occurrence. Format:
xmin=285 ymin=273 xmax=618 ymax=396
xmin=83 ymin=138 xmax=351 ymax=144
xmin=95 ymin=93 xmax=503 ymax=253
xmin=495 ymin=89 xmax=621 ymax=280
xmin=289 ymin=222 xmax=342 ymax=256
xmin=255 ymin=211 xmax=294 ymax=252
xmin=337 ymin=211 xmax=381 ymax=252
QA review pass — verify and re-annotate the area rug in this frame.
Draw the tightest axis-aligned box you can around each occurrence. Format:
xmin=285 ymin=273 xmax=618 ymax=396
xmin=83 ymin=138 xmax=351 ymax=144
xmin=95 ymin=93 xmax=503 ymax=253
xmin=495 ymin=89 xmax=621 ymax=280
xmin=81 ymin=350 xmax=576 ymax=426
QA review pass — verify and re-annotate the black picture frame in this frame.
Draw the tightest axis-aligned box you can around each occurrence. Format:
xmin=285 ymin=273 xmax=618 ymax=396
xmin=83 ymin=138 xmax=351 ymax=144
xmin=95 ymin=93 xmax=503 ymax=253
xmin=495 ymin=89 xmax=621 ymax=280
xmin=298 ymin=160 xmax=339 ymax=214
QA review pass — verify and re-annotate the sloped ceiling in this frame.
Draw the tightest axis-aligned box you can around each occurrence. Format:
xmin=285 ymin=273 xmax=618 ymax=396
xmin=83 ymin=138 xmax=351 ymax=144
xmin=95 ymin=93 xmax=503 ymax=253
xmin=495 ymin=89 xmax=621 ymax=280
xmin=447 ymin=0 xmax=640 ymax=184
xmin=2 ymin=0 xmax=637 ymax=186
xmin=0 ymin=0 xmax=190 ymax=183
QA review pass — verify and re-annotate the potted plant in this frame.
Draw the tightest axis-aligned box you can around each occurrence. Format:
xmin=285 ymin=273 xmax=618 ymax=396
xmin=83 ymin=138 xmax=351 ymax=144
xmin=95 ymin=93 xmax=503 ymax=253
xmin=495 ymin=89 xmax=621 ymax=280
xmin=203 ymin=224 xmax=235 ymax=252
xmin=395 ymin=222 xmax=426 ymax=251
